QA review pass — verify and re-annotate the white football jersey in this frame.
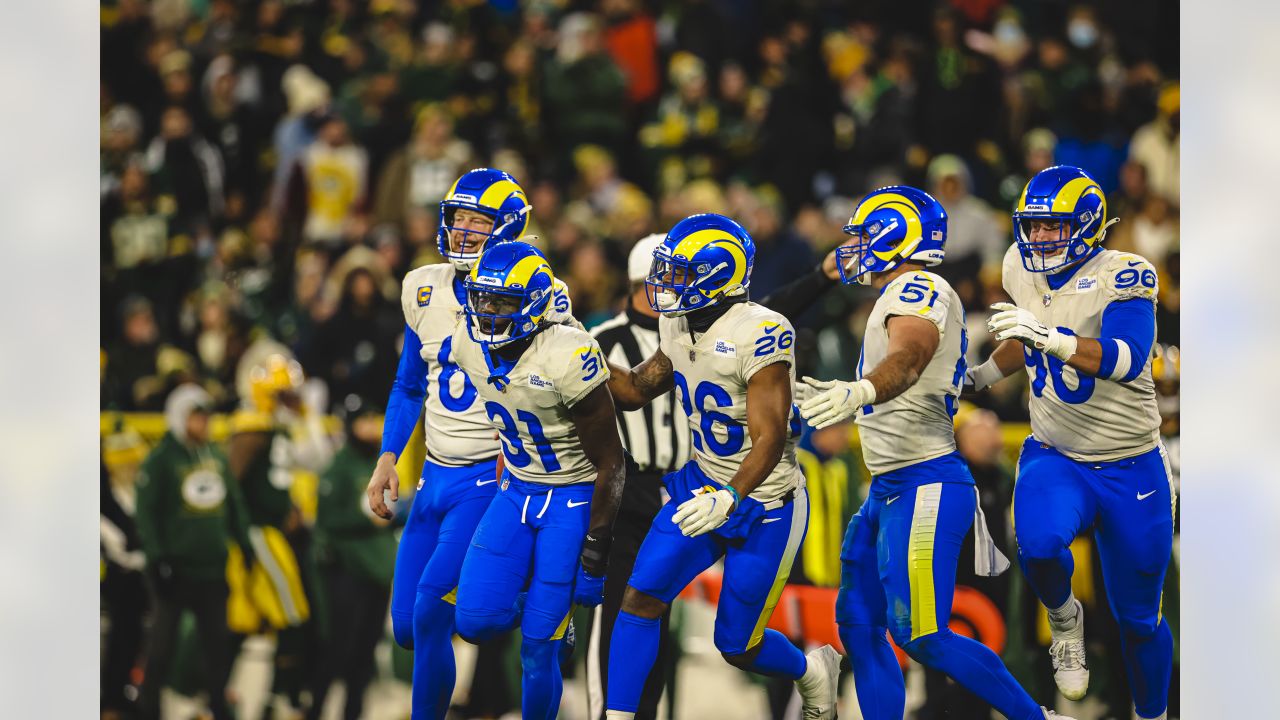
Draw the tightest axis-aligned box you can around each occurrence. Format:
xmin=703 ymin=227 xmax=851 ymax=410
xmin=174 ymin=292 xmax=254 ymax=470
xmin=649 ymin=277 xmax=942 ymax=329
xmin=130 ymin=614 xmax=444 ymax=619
xmin=659 ymin=302 xmax=804 ymax=503
xmin=451 ymin=322 xmax=610 ymax=485
xmin=399 ymin=263 xmax=575 ymax=466
xmin=855 ymin=271 xmax=967 ymax=475
xmin=1001 ymin=245 xmax=1161 ymax=461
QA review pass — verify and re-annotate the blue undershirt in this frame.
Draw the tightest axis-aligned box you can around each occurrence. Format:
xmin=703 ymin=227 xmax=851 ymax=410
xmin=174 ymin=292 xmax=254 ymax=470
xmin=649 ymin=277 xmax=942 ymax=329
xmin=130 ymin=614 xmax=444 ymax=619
xmin=1045 ymin=247 xmax=1154 ymax=382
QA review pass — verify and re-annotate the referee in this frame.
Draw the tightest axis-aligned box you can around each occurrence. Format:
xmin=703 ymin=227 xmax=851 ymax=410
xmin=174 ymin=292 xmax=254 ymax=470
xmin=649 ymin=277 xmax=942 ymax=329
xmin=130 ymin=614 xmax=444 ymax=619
xmin=585 ymin=234 xmax=846 ymax=720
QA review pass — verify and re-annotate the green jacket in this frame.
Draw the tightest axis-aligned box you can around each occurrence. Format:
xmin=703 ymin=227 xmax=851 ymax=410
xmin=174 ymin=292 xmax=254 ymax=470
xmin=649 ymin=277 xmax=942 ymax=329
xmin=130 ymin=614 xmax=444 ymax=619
xmin=230 ymin=411 xmax=294 ymax=528
xmin=135 ymin=432 xmax=252 ymax=581
xmin=313 ymin=446 xmax=397 ymax=586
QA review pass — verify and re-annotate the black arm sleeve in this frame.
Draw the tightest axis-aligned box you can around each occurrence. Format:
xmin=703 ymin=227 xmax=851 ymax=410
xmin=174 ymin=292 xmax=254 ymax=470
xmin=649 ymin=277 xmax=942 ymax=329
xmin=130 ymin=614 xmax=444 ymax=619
xmin=756 ymin=265 xmax=838 ymax=321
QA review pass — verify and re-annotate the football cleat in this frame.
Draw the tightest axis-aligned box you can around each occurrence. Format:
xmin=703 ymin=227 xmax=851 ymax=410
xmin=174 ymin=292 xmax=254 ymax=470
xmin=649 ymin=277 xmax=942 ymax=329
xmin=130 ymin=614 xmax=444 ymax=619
xmin=796 ymin=644 xmax=841 ymax=719
xmin=1048 ymin=598 xmax=1090 ymax=700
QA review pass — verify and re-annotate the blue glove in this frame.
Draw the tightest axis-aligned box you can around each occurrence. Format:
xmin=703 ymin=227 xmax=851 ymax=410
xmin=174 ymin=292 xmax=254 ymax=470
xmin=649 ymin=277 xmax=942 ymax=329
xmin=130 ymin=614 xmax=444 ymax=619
xmin=573 ymin=564 xmax=606 ymax=607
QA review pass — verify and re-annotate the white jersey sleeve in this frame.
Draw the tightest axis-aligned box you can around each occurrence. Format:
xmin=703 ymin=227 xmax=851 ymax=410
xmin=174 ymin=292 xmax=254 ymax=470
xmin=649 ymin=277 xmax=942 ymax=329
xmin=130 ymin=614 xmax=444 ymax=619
xmin=1001 ymin=247 xmax=1161 ymax=461
xmin=737 ymin=312 xmax=797 ymax=382
xmin=1100 ymin=252 xmax=1159 ymax=304
xmin=658 ymin=303 xmax=803 ymax=503
xmin=854 ymin=271 xmax=965 ymax=475
xmin=451 ymin=323 xmax=607 ymax=485
xmin=401 ymin=264 xmax=499 ymax=466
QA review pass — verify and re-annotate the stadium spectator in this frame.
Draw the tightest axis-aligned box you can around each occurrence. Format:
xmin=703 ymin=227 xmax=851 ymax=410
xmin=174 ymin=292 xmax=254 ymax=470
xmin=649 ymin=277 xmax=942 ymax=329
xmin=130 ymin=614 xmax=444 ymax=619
xmin=1128 ymin=82 xmax=1180 ymax=207
xmin=541 ymin=13 xmax=629 ymax=171
xmin=308 ymin=396 xmax=396 ymax=720
xmin=286 ymin=114 xmax=369 ymax=253
xmin=373 ymin=103 xmax=474 ymax=230
xmin=134 ymin=385 xmax=252 ymax=720
xmin=302 ymin=258 xmax=401 ymax=409
xmin=927 ymin=154 xmax=1004 ymax=308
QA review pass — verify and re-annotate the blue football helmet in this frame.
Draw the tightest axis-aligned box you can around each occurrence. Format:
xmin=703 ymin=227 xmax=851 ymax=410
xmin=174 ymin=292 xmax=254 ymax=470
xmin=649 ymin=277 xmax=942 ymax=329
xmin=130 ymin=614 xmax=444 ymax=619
xmin=645 ymin=213 xmax=755 ymax=316
xmin=438 ymin=168 xmax=532 ymax=271
xmin=463 ymin=241 xmax=556 ymax=349
xmin=836 ymin=186 xmax=947 ymax=285
xmin=1013 ymin=165 xmax=1114 ymax=273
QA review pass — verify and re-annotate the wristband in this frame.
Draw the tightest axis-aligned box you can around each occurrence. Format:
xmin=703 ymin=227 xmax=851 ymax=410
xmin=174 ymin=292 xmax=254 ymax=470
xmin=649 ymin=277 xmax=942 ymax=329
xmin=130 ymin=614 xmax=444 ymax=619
xmin=580 ymin=533 xmax=610 ymax=577
xmin=968 ymin=357 xmax=1006 ymax=392
xmin=724 ymin=485 xmax=740 ymax=507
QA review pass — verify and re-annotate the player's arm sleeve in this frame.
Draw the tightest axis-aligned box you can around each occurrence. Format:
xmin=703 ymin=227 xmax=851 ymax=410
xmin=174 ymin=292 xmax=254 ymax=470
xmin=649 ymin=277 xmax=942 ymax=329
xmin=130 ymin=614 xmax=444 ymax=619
xmin=557 ymin=333 xmax=612 ymax=409
xmin=1096 ymin=299 xmax=1156 ymax=383
xmin=740 ymin=314 xmax=797 ymax=383
xmin=880 ymin=273 xmax=949 ymax=332
xmin=756 ymin=264 xmax=837 ymax=321
xmin=1096 ymin=255 xmax=1159 ymax=383
xmin=380 ymin=323 xmax=428 ymax=459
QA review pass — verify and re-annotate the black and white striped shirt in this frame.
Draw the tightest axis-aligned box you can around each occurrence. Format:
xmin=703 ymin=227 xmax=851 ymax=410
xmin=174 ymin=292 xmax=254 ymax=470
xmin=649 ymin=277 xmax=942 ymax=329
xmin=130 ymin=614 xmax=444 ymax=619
xmin=591 ymin=305 xmax=691 ymax=474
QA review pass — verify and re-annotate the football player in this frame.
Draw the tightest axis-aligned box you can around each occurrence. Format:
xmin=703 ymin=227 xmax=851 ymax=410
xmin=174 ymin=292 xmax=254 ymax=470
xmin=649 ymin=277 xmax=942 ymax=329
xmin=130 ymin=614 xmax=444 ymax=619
xmin=601 ymin=213 xmax=841 ymax=720
xmin=365 ymin=168 xmax=574 ymax=719
xmin=798 ymin=186 xmax=1073 ymax=720
xmin=448 ymin=241 xmax=626 ymax=720
xmin=966 ymin=165 xmax=1174 ymax=720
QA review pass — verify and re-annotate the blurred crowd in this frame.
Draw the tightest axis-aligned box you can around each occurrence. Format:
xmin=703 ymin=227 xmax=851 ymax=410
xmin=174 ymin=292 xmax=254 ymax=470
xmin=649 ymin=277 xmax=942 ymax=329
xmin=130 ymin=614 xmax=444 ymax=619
xmin=100 ymin=0 xmax=1179 ymax=420
xmin=101 ymin=0 xmax=1180 ymax=718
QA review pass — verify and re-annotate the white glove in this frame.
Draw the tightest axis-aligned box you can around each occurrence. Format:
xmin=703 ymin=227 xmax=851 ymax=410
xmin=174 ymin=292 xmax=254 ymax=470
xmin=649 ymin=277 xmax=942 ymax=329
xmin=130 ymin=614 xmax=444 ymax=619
xmin=672 ymin=485 xmax=737 ymax=537
xmin=793 ymin=379 xmax=819 ymax=405
xmin=798 ymin=376 xmax=877 ymax=430
xmin=987 ymin=302 xmax=1077 ymax=361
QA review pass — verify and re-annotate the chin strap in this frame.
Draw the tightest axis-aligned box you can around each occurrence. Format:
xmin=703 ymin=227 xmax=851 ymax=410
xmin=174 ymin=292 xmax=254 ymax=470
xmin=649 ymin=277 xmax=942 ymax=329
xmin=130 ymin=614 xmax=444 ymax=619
xmin=482 ymin=344 xmax=516 ymax=392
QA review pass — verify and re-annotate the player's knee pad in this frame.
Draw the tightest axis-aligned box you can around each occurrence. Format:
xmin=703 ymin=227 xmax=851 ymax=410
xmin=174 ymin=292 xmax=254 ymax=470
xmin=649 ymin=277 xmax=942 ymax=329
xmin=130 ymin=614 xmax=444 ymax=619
xmin=1116 ymin=613 xmax=1161 ymax=642
xmin=520 ymin=636 xmax=559 ymax=678
xmin=413 ymin=592 xmax=454 ymax=637
xmin=1016 ymin=532 xmax=1071 ymax=563
xmin=454 ymin=608 xmax=508 ymax=645
xmin=898 ymin=628 xmax=952 ymax=666
xmin=391 ymin=611 xmax=414 ymax=649
xmin=718 ymin=647 xmax=759 ymax=671
xmin=620 ymin=586 xmax=667 ymax=619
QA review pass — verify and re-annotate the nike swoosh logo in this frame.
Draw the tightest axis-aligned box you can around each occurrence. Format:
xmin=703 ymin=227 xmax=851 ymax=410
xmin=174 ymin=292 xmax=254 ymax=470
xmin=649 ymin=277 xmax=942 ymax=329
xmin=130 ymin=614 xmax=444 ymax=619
xmin=476 ymin=479 xmax=498 ymax=486
xmin=567 ymin=499 xmax=589 ymax=508
xmin=1136 ymin=490 xmax=1157 ymax=500
xmin=885 ymin=495 xmax=900 ymax=505
xmin=762 ymin=518 xmax=782 ymax=524
xmin=1127 ymin=261 xmax=1143 ymax=267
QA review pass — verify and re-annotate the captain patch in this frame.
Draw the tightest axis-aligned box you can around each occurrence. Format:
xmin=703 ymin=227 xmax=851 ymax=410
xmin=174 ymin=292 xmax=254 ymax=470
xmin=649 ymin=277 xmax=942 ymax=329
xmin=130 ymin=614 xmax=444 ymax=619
xmin=417 ymin=286 xmax=433 ymax=306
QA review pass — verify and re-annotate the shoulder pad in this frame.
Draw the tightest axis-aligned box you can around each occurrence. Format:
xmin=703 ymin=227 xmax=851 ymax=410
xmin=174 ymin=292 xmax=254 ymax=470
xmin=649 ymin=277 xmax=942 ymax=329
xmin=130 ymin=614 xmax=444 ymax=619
xmin=230 ymin=410 xmax=273 ymax=435
xmin=1099 ymin=252 xmax=1159 ymax=301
